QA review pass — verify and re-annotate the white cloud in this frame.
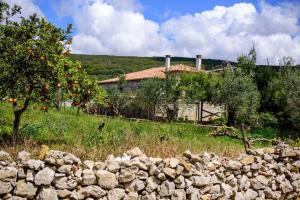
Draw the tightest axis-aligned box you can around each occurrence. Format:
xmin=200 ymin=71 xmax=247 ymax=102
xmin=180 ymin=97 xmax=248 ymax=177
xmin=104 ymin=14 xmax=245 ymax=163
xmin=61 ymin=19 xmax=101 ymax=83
xmin=160 ymin=2 xmax=300 ymax=64
xmin=67 ymin=1 xmax=300 ymax=64
xmin=6 ymin=0 xmax=300 ymax=65
xmin=105 ymin=0 xmax=143 ymax=12
xmin=70 ymin=0 xmax=169 ymax=56
xmin=5 ymin=0 xmax=44 ymax=18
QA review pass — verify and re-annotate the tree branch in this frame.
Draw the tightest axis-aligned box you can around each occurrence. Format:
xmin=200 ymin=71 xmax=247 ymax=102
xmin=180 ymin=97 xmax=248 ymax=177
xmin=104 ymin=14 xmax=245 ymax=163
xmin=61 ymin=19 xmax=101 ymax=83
xmin=14 ymin=86 xmax=34 ymax=114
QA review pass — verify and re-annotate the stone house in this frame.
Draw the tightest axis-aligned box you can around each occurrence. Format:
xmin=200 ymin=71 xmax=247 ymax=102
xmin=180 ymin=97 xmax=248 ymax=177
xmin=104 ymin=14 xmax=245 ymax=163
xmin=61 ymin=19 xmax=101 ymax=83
xmin=98 ymin=55 xmax=223 ymax=122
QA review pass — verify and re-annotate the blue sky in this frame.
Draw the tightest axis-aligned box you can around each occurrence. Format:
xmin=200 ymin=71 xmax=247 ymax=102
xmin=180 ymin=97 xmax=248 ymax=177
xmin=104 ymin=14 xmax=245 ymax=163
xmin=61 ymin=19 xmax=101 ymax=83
xmin=141 ymin=0 xmax=260 ymax=22
xmin=34 ymin=0 xmax=71 ymax=29
xmin=35 ymin=0 xmax=294 ymax=29
xmin=11 ymin=0 xmax=300 ymax=64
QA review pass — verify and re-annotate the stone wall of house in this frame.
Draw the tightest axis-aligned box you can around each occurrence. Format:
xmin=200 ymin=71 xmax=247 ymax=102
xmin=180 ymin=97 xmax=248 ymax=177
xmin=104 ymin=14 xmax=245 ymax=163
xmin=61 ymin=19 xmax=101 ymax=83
xmin=2 ymin=144 xmax=299 ymax=200
xmin=100 ymin=80 xmax=140 ymax=92
xmin=177 ymin=102 xmax=223 ymax=122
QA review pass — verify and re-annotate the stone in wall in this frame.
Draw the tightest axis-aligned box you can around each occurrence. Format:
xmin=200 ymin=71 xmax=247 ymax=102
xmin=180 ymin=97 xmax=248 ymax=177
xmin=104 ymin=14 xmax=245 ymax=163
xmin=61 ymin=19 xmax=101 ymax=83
xmin=0 ymin=143 xmax=300 ymax=199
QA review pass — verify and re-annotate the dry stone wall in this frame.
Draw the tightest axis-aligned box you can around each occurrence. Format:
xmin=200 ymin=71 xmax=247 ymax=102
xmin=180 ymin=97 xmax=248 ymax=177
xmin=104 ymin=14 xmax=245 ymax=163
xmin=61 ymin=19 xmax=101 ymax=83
xmin=0 ymin=144 xmax=300 ymax=200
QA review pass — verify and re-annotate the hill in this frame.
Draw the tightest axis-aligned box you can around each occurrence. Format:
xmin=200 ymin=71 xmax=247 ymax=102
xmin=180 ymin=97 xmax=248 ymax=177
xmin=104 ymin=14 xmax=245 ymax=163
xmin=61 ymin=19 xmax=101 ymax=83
xmin=69 ymin=54 xmax=229 ymax=80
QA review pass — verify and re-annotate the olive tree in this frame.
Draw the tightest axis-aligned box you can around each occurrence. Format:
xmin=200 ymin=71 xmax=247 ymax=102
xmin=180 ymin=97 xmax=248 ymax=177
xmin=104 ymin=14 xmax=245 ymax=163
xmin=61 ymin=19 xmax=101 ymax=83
xmin=211 ymin=69 xmax=260 ymax=151
xmin=237 ymin=46 xmax=256 ymax=75
xmin=0 ymin=2 xmax=73 ymax=144
xmin=147 ymin=73 xmax=181 ymax=121
xmin=179 ymin=72 xmax=209 ymax=103
xmin=136 ymin=78 xmax=164 ymax=119
xmin=267 ymin=61 xmax=300 ymax=131
xmin=179 ymin=72 xmax=222 ymax=102
xmin=135 ymin=73 xmax=180 ymax=120
xmin=213 ymin=49 xmax=260 ymax=127
xmin=213 ymin=69 xmax=261 ymax=127
xmin=106 ymin=86 xmax=131 ymax=116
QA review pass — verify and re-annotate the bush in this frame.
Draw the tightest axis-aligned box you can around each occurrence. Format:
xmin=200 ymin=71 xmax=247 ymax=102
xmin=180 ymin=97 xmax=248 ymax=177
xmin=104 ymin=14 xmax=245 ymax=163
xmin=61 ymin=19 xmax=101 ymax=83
xmin=257 ymin=113 xmax=278 ymax=128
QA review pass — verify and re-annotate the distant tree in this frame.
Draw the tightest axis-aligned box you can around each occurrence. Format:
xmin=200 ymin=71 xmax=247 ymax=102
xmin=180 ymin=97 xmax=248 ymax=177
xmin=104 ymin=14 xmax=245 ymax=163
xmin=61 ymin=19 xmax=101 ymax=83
xmin=136 ymin=78 xmax=164 ymax=119
xmin=212 ymin=67 xmax=267 ymax=151
xmin=213 ymin=49 xmax=261 ymax=127
xmin=0 ymin=2 xmax=73 ymax=144
xmin=237 ymin=46 xmax=256 ymax=75
xmin=179 ymin=72 xmax=209 ymax=103
xmin=206 ymin=73 xmax=224 ymax=102
xmin=106 ymin=87 xmax=131 ymax=116
xmin=278 ymin=56 xmax=295 ymax=70
xmin=159 ymin=73 xmax=180 ymax=120
xmin=267 ymin=59 xmax=300 ymax=130
xmin=179 ymin=72 xmax=223 ymax=103
xmin=213 ymin=69 xmax=261 ymax=127
xmin=135 ymin=73 xmax=180 ymax=120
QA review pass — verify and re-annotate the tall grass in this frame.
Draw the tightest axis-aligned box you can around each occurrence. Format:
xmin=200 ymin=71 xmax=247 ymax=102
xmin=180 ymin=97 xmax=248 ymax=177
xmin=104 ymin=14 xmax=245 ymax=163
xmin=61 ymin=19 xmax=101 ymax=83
xmin=0 ymin=102 xmax=251 ymax=160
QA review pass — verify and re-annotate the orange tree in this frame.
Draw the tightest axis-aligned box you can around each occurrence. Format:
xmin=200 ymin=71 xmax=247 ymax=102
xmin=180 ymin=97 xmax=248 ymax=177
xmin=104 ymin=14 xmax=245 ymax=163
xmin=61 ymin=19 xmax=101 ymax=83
xmin=0 ymin=2 xmax=73 ymax=144
xmin=64 ymin=60 xmax=107 ymax=115
xmin=73 ymin=77 xmax=107 ymax=115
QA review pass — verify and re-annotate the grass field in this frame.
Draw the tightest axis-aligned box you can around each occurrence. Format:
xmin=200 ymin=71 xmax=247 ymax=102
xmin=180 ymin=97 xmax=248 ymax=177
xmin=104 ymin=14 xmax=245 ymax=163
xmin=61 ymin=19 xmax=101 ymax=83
xmin=1 ymin=102 xmax=295 ymax=160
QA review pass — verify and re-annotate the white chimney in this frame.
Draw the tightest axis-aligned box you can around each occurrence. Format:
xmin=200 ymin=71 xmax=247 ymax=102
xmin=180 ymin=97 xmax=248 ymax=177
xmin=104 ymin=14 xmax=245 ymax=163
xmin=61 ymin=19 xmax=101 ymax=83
xmin=165 ymin=55 xmax=171 ymax=71
xmin=196 ymin=55 xmax=202 ymax=71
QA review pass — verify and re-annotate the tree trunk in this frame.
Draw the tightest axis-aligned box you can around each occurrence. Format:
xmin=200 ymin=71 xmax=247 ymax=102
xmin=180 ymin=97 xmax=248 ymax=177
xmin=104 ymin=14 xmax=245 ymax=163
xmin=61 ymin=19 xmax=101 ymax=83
xmin=227 ymin=108 xmax=235 ymax=126
xmin=12 ymin=111 xmax=22 ymax=145
xmin=174 ymin=102 xmax=179 ymax=121
xmin=241 ymin=124 xmax=252 ymax=151
xmin=113 ymin=105 xmax=119 ymax=116
xmin=152 ymin=106 xmax=156 ymax=120
xmin=11 ymin=88 xmax=33 ymax=145
xmin=55 ymin=101 xmax=61 ymax=111
xmin=77 ymin=107 xmax=80 ymax=116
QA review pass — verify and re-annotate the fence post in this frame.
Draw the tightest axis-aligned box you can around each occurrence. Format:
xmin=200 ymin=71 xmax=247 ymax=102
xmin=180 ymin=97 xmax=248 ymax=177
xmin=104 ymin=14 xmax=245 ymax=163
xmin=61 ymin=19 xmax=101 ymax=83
xmin=200 ymin=101 xmax=203 ymax=124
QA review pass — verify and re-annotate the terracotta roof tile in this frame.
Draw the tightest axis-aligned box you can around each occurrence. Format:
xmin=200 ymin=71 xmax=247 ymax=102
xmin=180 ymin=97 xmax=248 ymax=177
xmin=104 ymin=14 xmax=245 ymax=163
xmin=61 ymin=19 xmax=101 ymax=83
xmin=99 ymin=64 xmax=203 ymax=84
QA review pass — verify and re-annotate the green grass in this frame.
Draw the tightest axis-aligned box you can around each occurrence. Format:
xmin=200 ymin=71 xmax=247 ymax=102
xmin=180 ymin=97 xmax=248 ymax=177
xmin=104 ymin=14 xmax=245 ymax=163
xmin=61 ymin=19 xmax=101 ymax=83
xmin=2 ymin=101 xmax=299 ymax=160
xmin=0 ymin=102 xmax=248 ymax=160
xmin=3 ymin=102 xmax=294 ymax=160
xmin=69 ymin=54 xmax=229 ymax=80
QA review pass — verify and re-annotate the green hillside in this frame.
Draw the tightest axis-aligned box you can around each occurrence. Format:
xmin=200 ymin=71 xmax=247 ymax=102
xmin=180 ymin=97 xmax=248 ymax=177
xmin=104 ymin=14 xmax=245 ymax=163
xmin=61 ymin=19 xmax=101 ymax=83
xmin=69 ymin=54 xmax=228 ymax=80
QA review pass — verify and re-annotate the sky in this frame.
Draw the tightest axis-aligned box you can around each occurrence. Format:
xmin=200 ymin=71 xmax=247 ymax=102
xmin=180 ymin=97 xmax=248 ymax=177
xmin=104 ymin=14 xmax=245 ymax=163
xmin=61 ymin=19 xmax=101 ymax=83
xmin=6 ymin=0 xmax=300 ymax=64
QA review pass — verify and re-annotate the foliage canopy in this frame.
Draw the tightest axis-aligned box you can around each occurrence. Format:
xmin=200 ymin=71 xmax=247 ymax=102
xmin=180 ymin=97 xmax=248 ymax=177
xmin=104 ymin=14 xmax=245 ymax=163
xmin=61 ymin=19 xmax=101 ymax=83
xmin=0 ymin=2 xmax=106 ymax=143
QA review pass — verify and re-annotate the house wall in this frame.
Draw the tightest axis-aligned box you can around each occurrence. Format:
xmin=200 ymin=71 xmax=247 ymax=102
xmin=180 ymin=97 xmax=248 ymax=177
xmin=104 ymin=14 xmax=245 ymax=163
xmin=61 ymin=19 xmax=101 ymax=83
xmin=177 ymin=103 xmax=198 ymax=121
xmin=100 ymin=80 xmax=141 ymax=92
xmin=155 ymin=102 xmax=223 ymax=122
